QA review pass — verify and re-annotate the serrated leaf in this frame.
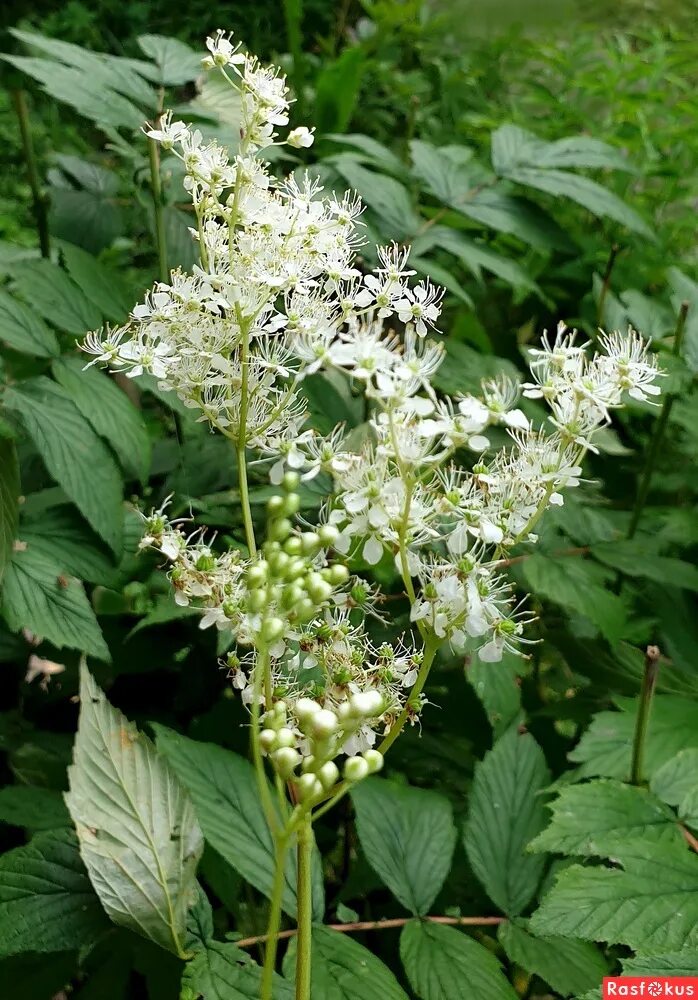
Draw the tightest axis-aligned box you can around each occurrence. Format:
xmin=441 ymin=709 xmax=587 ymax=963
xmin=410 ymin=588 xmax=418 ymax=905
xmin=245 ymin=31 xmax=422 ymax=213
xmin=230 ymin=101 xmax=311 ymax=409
xmin=325 ymin=134 xmax=406 ymax=178
xmin=409 ymin=139 xmax=478 ymax=205
xmin=466 ymin=653 xmax=522 ymax=737
xmin=458 ymin=190 xmax=570 ymax=251
xmin=0 ymin=785 xmax=70 ymax=830
xmin=19 ymin=506 xmax=117 ymax=586
xmin=400 ymin=920 xmax=517 ymax=1000
xmin=530 ymin=839 xmax=698 ymax=952
xmin=0 ymin=289 xmax=59 ymax=357
xmin=182 ymin=940 xmax=292 ymax=1000
xmin=497 ymin=920 xmax=607 ymax=997
xmin=58 ymin=243 xmax=132 ymax=322
xmin=492 ymin=125 xmax=632 ymax=174
xmin=651 ymin=749 xmax=698 ymax=822
xmin=0 ymin=433 xmax=19 ymax=584
xmin=414 ymin=225 xmax=538 ymax=290
xmin=65 ymin=666 xmax=204 ymax=956
xmin=570 ymin=696 xmax=698 ymax=781
xmin=52 ymin=357 xmax=150 ymax=482
xmin=591 ymin=541 xmax=698 ymax=591
xmin=528 ymin=779 xmax=681 ymax=856
xmin=5 ymin=378 xmax=123 ymax=555
xmin=314 ymin=46 xmax=366 ymax=134
xmin=0 ymin=828 xmax=109 ymax=956
xmin=49 ymin=156 xmax=124 ymax=255
xmin=430 ymin=339 xmax=520 ymax=397
xmin=136 ymin=34 xmax=201 ymax=86
xmin=464 ymin=730 xmax=550 ymax=916
xmin=331 ymin=159 xmax=420 ymax=240
xmin=9 ymin=259 xmax=103 ymax=335
xmin=350 ymin=778 xmax=456 ymax=915
xmin=283 ymin=925 xmax=408 ymax=1000
xmin=153 ymin=725 xmax=324 ymax=920
xmin=1 ymin=545 xmax=109 ymax=660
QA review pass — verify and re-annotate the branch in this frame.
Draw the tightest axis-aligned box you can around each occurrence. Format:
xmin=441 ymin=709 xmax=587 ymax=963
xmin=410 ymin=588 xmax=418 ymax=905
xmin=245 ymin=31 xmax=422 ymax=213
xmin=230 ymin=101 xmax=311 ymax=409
xmin=235 ymin=914 xmax=504 ymax=949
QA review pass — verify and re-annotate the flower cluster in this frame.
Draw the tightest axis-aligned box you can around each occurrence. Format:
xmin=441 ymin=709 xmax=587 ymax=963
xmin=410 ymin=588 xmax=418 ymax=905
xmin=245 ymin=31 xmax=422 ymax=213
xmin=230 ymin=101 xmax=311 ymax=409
xmin=86 ymin=32 xmax=662 ymax=787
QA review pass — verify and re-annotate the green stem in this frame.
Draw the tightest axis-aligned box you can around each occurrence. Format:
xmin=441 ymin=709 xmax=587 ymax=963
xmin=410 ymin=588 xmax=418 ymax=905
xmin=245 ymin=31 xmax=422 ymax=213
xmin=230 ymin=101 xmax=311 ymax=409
xmin=627 ymin=301 xmax=689 ymax=539
xmin=251 ymin=643 xmax=281 ymax=835
xmin=237 ymin=320 xmax=257 ymax=556
xmin=261 ymin=833 xmax=290 ymax=1000
xmin=12 ymin=90 xmax=50 ymax=259
xmin=295 ymin=814 xmax=313 ymax=1000
xmin=148 ymin=131 xmax=168 ymax=282
xmin=379 ymin=637 xmax=439 ymax=755
xmin=596 ymin=243 xmax=619 ymax=329
xmin=630 ymin=645 xmax=661 ymax=785
xmin=283 ymin=0 xmax=306 ymax=120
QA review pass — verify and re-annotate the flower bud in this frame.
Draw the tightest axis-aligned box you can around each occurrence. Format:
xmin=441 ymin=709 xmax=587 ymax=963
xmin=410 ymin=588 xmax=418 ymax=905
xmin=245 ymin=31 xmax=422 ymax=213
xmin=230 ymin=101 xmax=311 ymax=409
xmin=284 ymin=536 xmax=302 ymax=555
xmin=273 ymin=746 xmax=301 ymax=778
xmin=318 ymin=760 xmax=339 ymax=790
xmin=269 ymin=518 xmax=293 ymax=543
xmin=295 ymin=697 xmax=321 ymax=723
xmin=311 ymin=709 xmax=338 ymax=739
xmin=267 ymin=496 xmax=285 ymax=516
xmin=262 ymin=617 xmax=285 ymax=643
xmin=363 ymin=749 xmax=384 ymax=774
xmin=296 ymin=772 xmax=323 ymax=802
xmin=317 ymin=524 xmax=339 ymax=547
xmin=295 ymin=598 xmax=317 ymax=623
xmin=247 ymin=590 xmax=266 ymax=613
xmin=283 ymin=493 xmax=301 ymax=516
xmin=349 ymin=690 xmax=384 ymax=718
xmin=259 ymin=729 xmax=278 ymax=752
xmin=276 ymin=727 xmax=296 ymax=748
xmin=281 ymin=583 xmax=305 ymax=610
xmin=306 ymin=574 xmax=333 ymax=604
xmin=344 ymin=756 xmax=370 ymax=783
xmin=300 ymin=532 xmax=320 ymax=555
xmin=283 ymin=471 xmax=300 ymax=491
xmin=324 ymin=564 xmax=349 ymax=586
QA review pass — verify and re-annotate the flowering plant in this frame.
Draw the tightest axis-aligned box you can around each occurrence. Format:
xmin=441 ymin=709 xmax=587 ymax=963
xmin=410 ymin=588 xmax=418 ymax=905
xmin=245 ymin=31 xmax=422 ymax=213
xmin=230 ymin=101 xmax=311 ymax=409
xmin=75 ymin=30 xmax=665 ymax=999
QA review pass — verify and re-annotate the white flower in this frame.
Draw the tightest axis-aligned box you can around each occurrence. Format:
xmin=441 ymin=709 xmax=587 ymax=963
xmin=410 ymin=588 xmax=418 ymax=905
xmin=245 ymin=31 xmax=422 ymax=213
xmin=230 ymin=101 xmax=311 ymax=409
xmin=288 ymin=127 xmax=315 ymax=148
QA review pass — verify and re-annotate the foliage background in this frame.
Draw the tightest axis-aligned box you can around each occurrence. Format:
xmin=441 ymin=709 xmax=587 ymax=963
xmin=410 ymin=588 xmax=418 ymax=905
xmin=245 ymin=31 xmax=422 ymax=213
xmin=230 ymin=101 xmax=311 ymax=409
xmin=0 ymin=1 xmax=697 ymax=997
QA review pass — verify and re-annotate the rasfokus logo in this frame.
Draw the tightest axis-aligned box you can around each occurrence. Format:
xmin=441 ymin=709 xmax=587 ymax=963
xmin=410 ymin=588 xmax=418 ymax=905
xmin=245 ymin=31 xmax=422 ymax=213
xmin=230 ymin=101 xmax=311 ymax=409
xmin=603 ymin=978 xmax=698 ymax=998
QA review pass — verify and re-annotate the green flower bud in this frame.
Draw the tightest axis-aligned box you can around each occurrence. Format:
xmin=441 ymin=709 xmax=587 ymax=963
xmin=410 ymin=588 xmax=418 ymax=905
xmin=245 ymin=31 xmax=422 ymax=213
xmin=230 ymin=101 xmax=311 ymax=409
xmin=283 ymin=493 xmax=301 ymax=516
xmin=324 ymin=564 xmax=349 ymax=586
xmin=262 ymin=617 xmax=285 ymax=642
xmin=363 ymin=749 xmax=384 ymax=774
xmin=344 ymin=756 xmax=370 ymax=782
xmin=318 ymin=760 xmax=340 ymax=791
xmin=281 ymin=583 xmax=305 ymax=610
xmin=296 ymin=772 xmax=323 ymax=802
xmin=259 ymin=729 xmax=278 ymax=752
xmin=311 ymin=708 xmax=338 ymax=739
xmin=349 ymin=690 xmax=384 ymax=718
xmin=284 ymin=537 xmax=302 ymax=555
xmin=300 ymin=532 xmax=320 ymax=555
xmin=267 ymin=496 xmax=285 ymax=516
xmin=269 ymin=518 xmax=293 ymax=543
xmin=247 ymin=562 xmax=268 ymax=587
xmin=247 ymin=590 xmax=266 ymax=613
xmin=283 ymin=471 xmax=300 ymax=492
xmin=272 ymin=746 xmax=301 ymax=778
xmin=317 ymin=524 xmax=339 ymax=547
xmin=294 ymin=598 xmax=317 ymax=623
xmin=276 ymin=727 xmax=296 ymax=748
xmin=295 ymin=697 xmax=321 ymax=724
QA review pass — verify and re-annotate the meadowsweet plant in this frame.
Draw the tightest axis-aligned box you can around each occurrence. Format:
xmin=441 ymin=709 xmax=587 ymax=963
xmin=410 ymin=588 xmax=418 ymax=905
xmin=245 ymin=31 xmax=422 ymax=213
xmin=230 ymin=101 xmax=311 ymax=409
xmin=81 ymin=29 xmax=662 ymax=1000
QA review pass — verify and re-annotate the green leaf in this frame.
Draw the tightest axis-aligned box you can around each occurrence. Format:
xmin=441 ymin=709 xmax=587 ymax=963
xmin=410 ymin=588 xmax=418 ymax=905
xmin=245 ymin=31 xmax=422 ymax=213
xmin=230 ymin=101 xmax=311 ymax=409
xmin=497 ymin=919 xmax=607 ymax=997
xmin=492 ymin=125 xmax=633 ymax=174
xmin=49 ymin=156 xmax=125 ymax=255
xmin=10 ymin=259 xmax=103 ymax=335
xmin=621 ymin=952 xmax=698 ymax=975
xmin=400 ymin=920 xmax=517 ymax=1000
xmin=182 ymin=940 xmax=292 ymax=1000
xmin=331 ymin=159 xmax=420 ymax=241
xmin=0 ymin=786 xmax=70 ymax=830
xmin=52 ymin=357 xmax=150 ymax=482
xmin=651 ymin=749 xmax=698 ymax=821
xmin=1 ymin=545 xmax=110 ymax=660
xmin=154 ymin=725 xmax=324 ymax=920
xmin=456 ymin=190 xmax=569 ymax=251
xmin=464 ymin=730 xmax=550 ymax=916
xmin=591 ymin=541 xmax=698 ymax=591
xmin=19 ymin=506 xmax=117 ymax=586
xmin=430 ymin=339 xmax=520 ymax=397
xmin=569 ymin=696 xmax=698 ymax=781
xmin=350 ymin=778 xmax=457 ymax=915
xmin=519 ymin=554 xmax=627 ymax=643
xmin=0 ymin=432 xmax=19 ymax=584
xmin=5 ymin=378 xmax=124 ymax=555
xmin=325 ymin=134 xmax=406 ymax=178
xmin=414 ymin=226 xmax=538 ymax=291
xmin=0 ymin=289 xmax=59 ymax=357
xmin=0 ymin=951 xmax=77 ymax=1000
xmin=528 ymin=779 xmax=681 ymax=856
xmin=136 ymin=34 xmax=201 ymax=85
xmin=283 ymin=925 xmax=408 ymax=1000
xmin=467 ymin=653 xmax=522 ymax=738
xmin=314 ymin=46 xmax=366 ymax=134
xmin=0 ymin=828 xmax=109 ymax=956
xmin=409 ymin=139 xmax=478 ymax=205
xmin=58 ymin=243 xmax=132 ymax=322
xmin=530 ymin=839 xmax=698 ymax=952
xmin=65 ymin=665 xmax=204 ymax=956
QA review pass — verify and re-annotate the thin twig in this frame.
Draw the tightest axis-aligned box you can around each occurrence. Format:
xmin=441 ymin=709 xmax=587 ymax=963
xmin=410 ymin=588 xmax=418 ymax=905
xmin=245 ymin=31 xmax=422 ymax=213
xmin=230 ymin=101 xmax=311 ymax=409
xmin=596 ymin=243 xmax=620 ymax=328
xmin=680 ymin=824 xmax=698 ymax=854
xmin=12 ymin=90 xmax=50 ymax=258
xmin=629 ymin=644 xmax=661 ymax=786
xmin=235 ymin=915 xmax=504 ymax=950
xmin=496 ymin=546 xmax=589 ymax=569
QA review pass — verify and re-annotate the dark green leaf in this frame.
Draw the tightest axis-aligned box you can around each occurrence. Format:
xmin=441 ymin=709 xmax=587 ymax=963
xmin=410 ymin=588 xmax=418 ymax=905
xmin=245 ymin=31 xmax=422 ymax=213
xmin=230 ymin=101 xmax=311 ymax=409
xmin=497 ymin=919 xmax=607 ymax=997
xmin=10 ymin=259 xmax=103 ymax=335
xmin=0 ymin=432 xmax=19 ymax=584
xmin=19 ymin=506 xmax=117 ymax=586
xmin=0 ymin=785 xmax=70 ymax=830
xmin=0 ymin=290 xmax=59 ymax=357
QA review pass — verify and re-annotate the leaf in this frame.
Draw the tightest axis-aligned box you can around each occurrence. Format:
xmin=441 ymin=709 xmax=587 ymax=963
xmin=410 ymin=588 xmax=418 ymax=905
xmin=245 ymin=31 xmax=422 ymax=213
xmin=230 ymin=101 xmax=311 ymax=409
xmin=4 ymin=378 xmax=124 ymax=555
xmin=409 ymin=139 xmax=478 ymax=205
xmin=49 ymin=158 xmax=124 ymax=255
xmin=52 ymin=357 xmax=151 ymax=482
xmin=0 ymin=432 xmax=19 ymax=584
xmin=413 ymin=226 xmax=537 ymax=291
xmin=9 ymin=259 xmax=103 ymax=335
xmin=400 ymin=920 xmax=517 ymax=1000
xmin=350 ymin=778 xmax=457 ymax=915
xmin=430 ymin=339 xmax=520 ymax=397
xmin=331 ymin=159 xmax=420 ymax=240
xmin=65 ymin=665 xmax=204 ymax=956
xmin=1 ymin=545 xmax=110 ymax=660
xmin=314 ymin=46 xmax=367 ymax=134
xmin=591 ymin=541 xmax=698 ymax=592
xmin=0 ymin=828 xmax=109 ymax=956
xmin=464 ymin=730 xmax=550 ymax=916
xmin=529 ymin=839 xmax=698 ymax=952
xmin=456 ymin=190 xmax=570 ymax=251
xmin=569 ymin=696 xmax=698 ymax=781
xmin=283 ymin=925 xmax=408 ymax=1000
xmin=58 ymin=243 xmax=132 ymax=322
xmin=19 ymin=506 xmax=117 ymax=586
xmin=519 ymin=554 xmax=627 ymax=643
xmin=492 ymin=125 xmax=633 ymax=174
xmin=154 ymin=725 xmax=324 ymax=920
xmin=182 ymin=940 xmax=292 ymax=1000
xmin=621 ymin=952 xmax=698 ymax=976
xmin=0 ymin=289 xmax=59 ymax=357
xmin=466 ymin=653 xmax=522 ymax=737
xmin=651 ymin=749 xmax=698 ymax=821
xmin=497 ymin=920 xmax=607 ymax=997
xmin=0 ymin=951 xmax=77 ymax=1000
xmin=0 ymin=785 xmax=70 ymax=830
xmin=136 ymin=34 xmax=201 ymax=85
xmin=528 ymin=779 xmax=681 ymax=856
xmin=325 ymin=134 xmax=406 ymax=178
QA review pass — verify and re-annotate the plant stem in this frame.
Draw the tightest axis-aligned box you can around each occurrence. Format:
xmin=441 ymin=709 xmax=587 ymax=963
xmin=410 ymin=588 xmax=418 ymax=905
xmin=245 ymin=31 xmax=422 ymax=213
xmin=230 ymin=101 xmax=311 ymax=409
xmin=596 ymin=243 xmax=620 ymax=328
xmin=630 ymin=644 xmax=661 ymax=785
xmin=283 ymin=0 xmax=306 ymax=120
xmin=378 ymin=637 xmax=438 ymax=755
xmin=261 ymin=833 xmax=290 ymax=1000
xmin=12 ymin=90 xmax=50 ymax=258
xmin=236 ymin=320 xmax=257 ymax=556
xmin=148 ymin=131 xmax=168 ymax=282
xmin=627 ymin=301 xmax=689 ymax=539
xmin=295 ymin=814 xmax=313 ymax=1000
